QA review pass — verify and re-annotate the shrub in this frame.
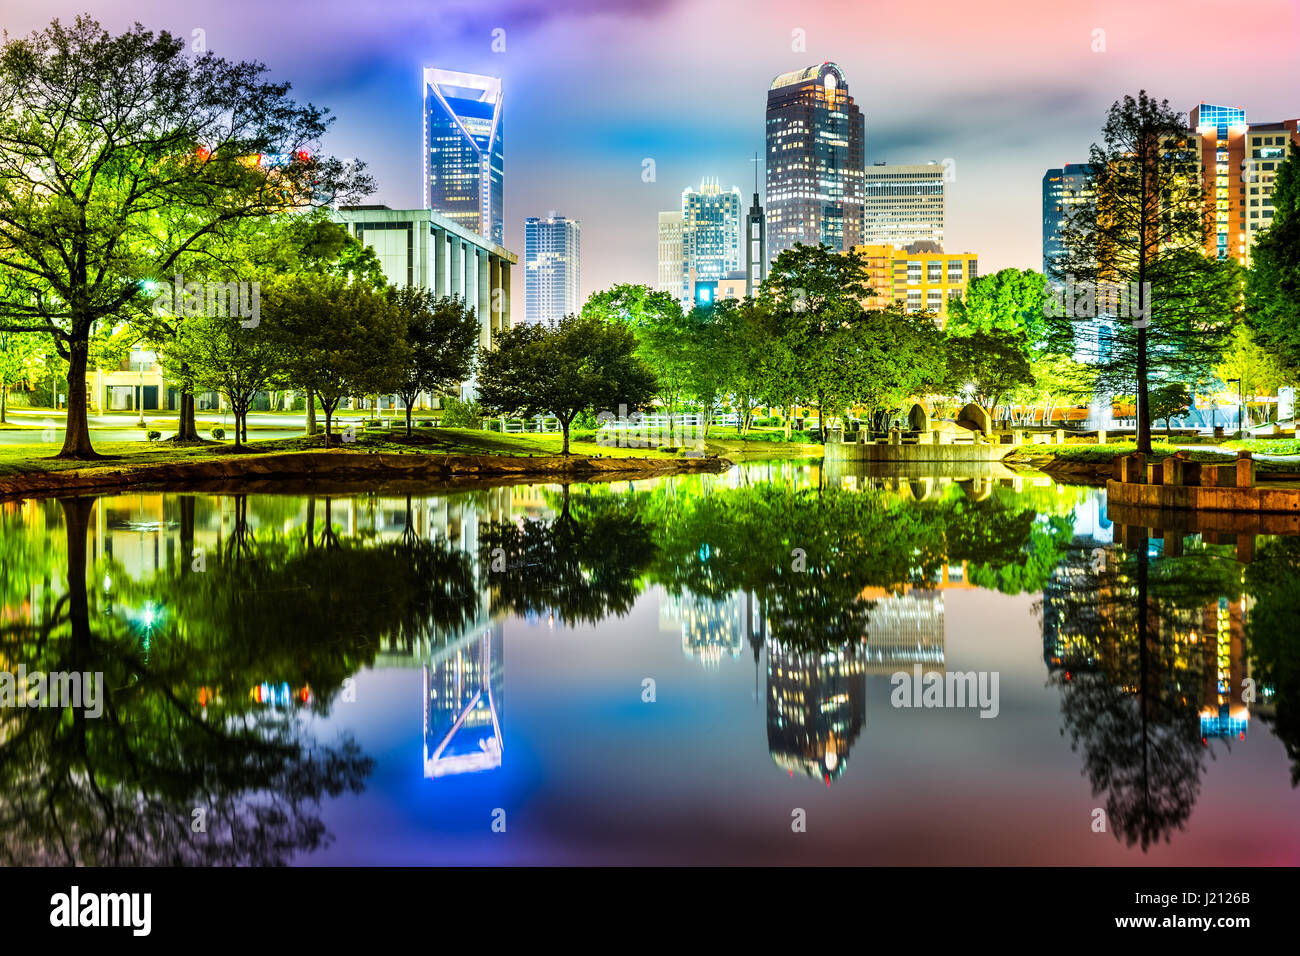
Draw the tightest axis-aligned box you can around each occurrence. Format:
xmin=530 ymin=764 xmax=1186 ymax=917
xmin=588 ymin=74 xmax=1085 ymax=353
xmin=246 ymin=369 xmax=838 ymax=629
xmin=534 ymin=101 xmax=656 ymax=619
xmin=418 ymin=419 xmax=435 ymax=428
xmin=442 ymin=396 xmax=484 ymax=429
xmin=210 ymin=427 xmax=225 ymax=440
xmin=364 ymin=419 xmax=384 ymax=428
xmin=146 ymin=430 xmax=161 ymax=441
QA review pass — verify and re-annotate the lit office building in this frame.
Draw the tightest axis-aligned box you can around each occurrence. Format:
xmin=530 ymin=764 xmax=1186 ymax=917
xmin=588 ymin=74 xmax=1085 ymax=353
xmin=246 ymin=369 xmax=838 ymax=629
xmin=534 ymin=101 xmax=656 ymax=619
xmin=765 ymin=62 xmax=865 ymax=262
xmin=524 ymin=212 xmax=581 ymax=327
xmin=679 ymin=178 xmax=742 ymax=305
xmin=656 ymin=210 xmax=684 ymax=296
xmin=850 ymin=241 xmax=978 ymax=326
xmin=423 ymin=67 xmax=504 ymax=245
xmin=1041 ymin=163 xmax=1095 ymax=280
xmin=862 ymin=163 xmax=945 ymax=248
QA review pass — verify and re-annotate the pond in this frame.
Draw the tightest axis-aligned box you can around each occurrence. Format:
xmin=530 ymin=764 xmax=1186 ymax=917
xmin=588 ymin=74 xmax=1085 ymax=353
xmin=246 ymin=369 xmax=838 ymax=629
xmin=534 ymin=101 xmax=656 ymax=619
xmin=1 ymin=459 xmax=1297 ymax=864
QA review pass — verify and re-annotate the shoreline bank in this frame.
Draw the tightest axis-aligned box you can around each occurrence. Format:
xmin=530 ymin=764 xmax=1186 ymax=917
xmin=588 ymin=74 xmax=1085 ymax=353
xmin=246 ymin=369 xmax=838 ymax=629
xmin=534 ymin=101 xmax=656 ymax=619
xmin=0 ymin=449 xmax=732 ymax=500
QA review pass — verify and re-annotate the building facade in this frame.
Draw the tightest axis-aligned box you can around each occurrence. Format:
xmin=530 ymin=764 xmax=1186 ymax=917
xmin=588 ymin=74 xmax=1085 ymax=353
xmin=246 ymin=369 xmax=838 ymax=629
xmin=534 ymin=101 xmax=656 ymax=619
xmin=523 ymin=212 xmax=581 ymax=327
xmin=656 ymin=210 xmax=684 ymax=297
xmin=765 ymin=62 xmax=865 ymax=263
xmin=1041 ymin=163 xmax=1096 ymax=280
xmin=851 ymin=241 xmax=978 ymax=326
xmin=745 ymin=190 xmax=767 ymax=296
xmin=862 ymin=163 xmax=945 ymax=248
xmin=1189 ymin=103 xmax=1299 ymax=265
xmin=423 ymin=68 xmax=504 ymax=246
xmin=334 ymin=207 xmax=516 ymax=377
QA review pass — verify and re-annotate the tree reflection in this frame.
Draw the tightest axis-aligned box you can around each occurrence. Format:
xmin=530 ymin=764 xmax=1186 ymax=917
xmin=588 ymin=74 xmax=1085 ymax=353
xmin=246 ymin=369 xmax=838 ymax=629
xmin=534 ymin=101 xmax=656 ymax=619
xmin=1052 ymin=538 xmax=1242 ymax=850
xmin=1245 ymin=537 xmax=1300 ymax=786
xmin=0 ymin=495 xmax=478 ymax=865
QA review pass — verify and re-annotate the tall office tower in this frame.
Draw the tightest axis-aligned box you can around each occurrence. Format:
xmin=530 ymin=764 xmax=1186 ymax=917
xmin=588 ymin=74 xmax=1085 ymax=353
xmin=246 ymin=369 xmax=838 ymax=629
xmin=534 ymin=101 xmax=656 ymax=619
xmin=524 ymin=212 xmax=581 ymax=327
xmin=423 ymin=68 xmax=504 ymax=245
xmin=680 ymin=177 xmax=743 ymax=301
xmin=656 ymin=210 xmax=684 ymax=296
xmin=861 ymin=163 xmax=945 ymax=248
xmin=745 ymin=189 xmax=766 ymax=296
xmin=1189 ymin=103 xmax=1299 ymax=265
xmin=765 ymin=62 xmax=865 ymax=264
xmin=1041 ymin=164 xmax=1096 ymax=280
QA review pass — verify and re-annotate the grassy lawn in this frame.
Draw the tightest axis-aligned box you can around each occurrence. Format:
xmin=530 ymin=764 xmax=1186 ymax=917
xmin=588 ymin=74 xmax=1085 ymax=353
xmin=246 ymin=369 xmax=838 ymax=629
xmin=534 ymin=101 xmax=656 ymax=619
xmin=0 ymin=426 xmax=695 ymax=478
xmin=1047 ymin=442 xmax=1236 ymax=464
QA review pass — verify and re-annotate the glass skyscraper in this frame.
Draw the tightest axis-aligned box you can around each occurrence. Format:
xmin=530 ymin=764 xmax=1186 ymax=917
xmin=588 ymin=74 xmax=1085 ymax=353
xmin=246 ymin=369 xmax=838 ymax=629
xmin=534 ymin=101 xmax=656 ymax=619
xmin=765 ymin=62 xmax=865 ymax=263
xmin=1041 ymin=163 xmax=1095 ymax=281
xmin=423 ymin=67 xmax=504 ymax=246
xmin=524 ymin=212 xmax=581 ymax=327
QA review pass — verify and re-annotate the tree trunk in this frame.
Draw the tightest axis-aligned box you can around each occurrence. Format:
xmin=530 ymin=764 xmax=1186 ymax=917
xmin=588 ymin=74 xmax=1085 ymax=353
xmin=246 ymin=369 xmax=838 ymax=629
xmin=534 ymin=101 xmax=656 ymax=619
xmin=0 ymin=384 xmax=6 ymax=424
xmin=561 ymin=418 xmax=570 ymax=456
xmin=306 ymin=389 xmax=318 ymax=436
xmin=405 ymin=401 xmax=413 ymax=437
xmin=57 ymin=338 xmax=100 ymax=459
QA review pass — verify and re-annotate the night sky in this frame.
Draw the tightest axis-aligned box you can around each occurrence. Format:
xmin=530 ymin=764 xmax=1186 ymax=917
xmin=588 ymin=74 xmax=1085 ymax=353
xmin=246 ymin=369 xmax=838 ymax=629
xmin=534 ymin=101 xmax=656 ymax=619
xmin=5 ymin=0 xmax=1299 ymax=297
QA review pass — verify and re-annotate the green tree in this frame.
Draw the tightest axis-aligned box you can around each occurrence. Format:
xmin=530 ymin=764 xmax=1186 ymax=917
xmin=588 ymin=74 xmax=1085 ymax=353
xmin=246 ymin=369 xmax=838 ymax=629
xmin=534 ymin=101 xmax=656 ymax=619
xmin=947 ymin=268 xmax=1051 ymax=346
xmin=1214 ymin=325 xmax=1291 ymax=428
xmin=0 ymin=330 xmax=44 ymax=422
xmin=1148 ymin=381 xmax=1191 ymax=436
xmin=760 ymin=243 xmax=873 ymax=438
xmin=477 ymin=313 xmax=657 ymax=455
xmin=943 ymin=329 xmax=1035 ymax=416
xmin=159 ymin=311 xmax=281 ymax=449
xmin=1245 ymin=140 xmax=1300 ymax=375
xmin=1047 ymin=91 xmax=1240 ymax=454
xmin=389 ymin=289 xmax=479 ymax=436
xmin=585 ymin=283 xmax=690 ymax=427
xmin=263 ymin=275 xmax=407 ymax=442
xmin=0 ymin=17 xmax=371 ymax=458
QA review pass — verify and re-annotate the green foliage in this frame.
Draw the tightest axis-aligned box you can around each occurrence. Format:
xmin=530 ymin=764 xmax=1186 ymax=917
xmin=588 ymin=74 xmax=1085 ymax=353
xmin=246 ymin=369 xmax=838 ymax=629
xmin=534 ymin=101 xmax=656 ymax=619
xmin=440 ymin=397 xmax=483 ymax=429
xmin=476 ymin=313 xmax=657 ymax=454
xmin=388 ymin=289 xmax=479 ymax=435
xmin=0 ymin=16 xmax=372 ymax=457
xmin=1246 ymin=141 xmax=1300 ymax=376
xmin=943 ymin=329 xmax=1035 ymax=409
xmin=1148 ymin=382 xmax=1192 ymax=431
xmin=947 ymin=268 xmax=1050 ymax=346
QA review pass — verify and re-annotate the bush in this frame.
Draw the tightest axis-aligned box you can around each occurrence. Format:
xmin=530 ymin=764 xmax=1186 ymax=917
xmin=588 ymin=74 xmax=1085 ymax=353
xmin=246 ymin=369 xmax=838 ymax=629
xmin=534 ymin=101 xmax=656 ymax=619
xmin=210 ymin=427 xmax=225 ymax=440
xmin=146 ymin=430 xmax=161 ymax=442
xmin=418 ymin=419 xmax=435 ymax=428
xmin=568 ymin=428 xmax=597 ymax=443
xmin=364 ymin=419 xmax=384 ymax=428
xmin=442 ymin=397 xmax=484 ymax=429
xmin=1225 ymin=438 xmax=1300 ymax=455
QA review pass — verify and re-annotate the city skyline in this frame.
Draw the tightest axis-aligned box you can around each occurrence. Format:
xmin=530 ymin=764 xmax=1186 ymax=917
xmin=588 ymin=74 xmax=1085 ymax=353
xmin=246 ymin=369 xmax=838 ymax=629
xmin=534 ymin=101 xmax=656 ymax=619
xmin=3 ymin=0 xmax=1295 ymax=303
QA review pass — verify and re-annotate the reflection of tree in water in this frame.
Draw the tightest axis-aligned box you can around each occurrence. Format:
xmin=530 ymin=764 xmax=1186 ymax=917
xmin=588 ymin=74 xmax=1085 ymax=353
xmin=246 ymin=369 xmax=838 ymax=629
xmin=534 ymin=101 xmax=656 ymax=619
xmin=1245 ymin=537 xmax=1300 ymax=786
xmin=1053 ymin=540 xmax=1241 ymax=851
xmin=0 ymin=495 xmax=477 ymax=865
xmin=478 ymin=485 xmax=658 ymax=625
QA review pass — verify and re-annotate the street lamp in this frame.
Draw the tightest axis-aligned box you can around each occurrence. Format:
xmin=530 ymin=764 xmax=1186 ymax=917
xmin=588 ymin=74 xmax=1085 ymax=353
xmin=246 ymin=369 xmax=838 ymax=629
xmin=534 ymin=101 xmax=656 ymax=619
xmin=1226 ymin=378 xmax=1243 ymax=440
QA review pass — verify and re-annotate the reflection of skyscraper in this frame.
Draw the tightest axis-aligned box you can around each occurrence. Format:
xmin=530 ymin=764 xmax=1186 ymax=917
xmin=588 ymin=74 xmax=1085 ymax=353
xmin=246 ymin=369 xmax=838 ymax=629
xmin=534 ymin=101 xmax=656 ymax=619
xmin=660 ymin=591 xmax=744 ymax=666
xmin=766 ymin=640 xmax=865 ymax=783
xmin=423 ymin=622 xmax=504 ymax=778
xmin=423 ymin=68 xmax=504 ymax=245
xmin=1199 ymin=596 xmax=1250 ymax=739
xmin=861 ymin=590 xmax=945 ymax=674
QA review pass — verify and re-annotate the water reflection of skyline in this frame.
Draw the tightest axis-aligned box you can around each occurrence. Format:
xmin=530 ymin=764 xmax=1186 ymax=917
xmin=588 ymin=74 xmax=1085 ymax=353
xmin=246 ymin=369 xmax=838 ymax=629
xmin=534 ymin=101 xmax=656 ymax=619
xmin=2 ymin=462 xmax=1298 ymax=862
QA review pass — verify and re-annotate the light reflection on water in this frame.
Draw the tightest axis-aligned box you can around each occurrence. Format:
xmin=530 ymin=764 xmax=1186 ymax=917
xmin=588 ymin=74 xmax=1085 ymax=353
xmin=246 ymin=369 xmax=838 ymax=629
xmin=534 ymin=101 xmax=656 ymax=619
xmin=1 ymin=459 xmax=1298 ymax=865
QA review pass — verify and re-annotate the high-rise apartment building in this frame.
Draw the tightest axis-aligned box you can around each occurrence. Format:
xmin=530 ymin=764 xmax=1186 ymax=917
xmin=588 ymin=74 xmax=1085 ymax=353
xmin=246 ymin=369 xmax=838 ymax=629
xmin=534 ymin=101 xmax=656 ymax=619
xmin=1189 ymin=103 xmax=1299 ymax=264
xmin=765 ymin=62 xmax=865 ymax=263
xmin=862 ymin=163 xmax=945 ymax=248
xmin=423 ymin=68 xmax=504 ymax=245
xmin=1041 ymin=164 xmax=1096 ymax=280
xmin=524 ymin=212 xmax=581 ymax=327
xmin=656 ymin=211 xmax=684 ymax=297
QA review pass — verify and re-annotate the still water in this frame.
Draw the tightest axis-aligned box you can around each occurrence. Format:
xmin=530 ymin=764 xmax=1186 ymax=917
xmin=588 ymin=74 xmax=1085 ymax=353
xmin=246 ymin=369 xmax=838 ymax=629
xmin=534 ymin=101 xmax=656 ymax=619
xmin=1 ymin=460 xmax=1298 ymax=865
